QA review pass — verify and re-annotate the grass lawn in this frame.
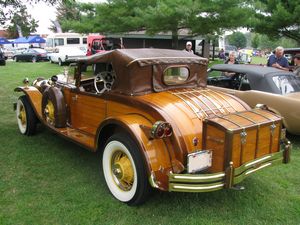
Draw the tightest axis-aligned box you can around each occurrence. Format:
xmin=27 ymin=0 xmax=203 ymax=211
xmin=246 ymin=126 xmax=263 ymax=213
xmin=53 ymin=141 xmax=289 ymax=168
xmin=0 ymin=61 xmax=299 ymax=225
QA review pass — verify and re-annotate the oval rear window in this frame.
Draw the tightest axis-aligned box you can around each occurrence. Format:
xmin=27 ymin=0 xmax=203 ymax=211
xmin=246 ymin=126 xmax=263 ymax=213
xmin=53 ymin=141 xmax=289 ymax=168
xmin=163 ymin=67 xmax=189 ymax=85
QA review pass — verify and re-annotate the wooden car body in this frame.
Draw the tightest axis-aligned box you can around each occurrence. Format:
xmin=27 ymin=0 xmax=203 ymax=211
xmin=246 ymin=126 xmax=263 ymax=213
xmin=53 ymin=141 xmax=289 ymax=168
xmin=15 ymin=49 xmax=291 ymax=205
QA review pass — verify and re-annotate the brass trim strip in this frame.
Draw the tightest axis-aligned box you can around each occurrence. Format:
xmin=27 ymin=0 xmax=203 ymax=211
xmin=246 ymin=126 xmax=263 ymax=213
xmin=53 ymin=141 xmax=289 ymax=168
xmin=269 ymin=131 xmax=273 ymax=154
xmin=173 ymin=89 xmax=221 ymax=117
xmin=245 ymin=155 xmax=272 ymax=168
xmin=183 ymin=92 xmax=211 ymax=117
xmin=255 ymin=126 xmax=260 ymax=158
xmin=206 ymin=89 xmax=237 ymax=112
xmin=172 ymin=173 xmax=225 ymax=180
xmin=172 ymin=183 xmax=224 ymax=191
xmin=217 ymin=115 xmax=245 ymax=128
xmin=240 ymin=142 xmax=244 ymax=165
xmin=186 ymin=91 xmax=218 ymax=116
xmin=235 ymin=112 xmax=257 ymax=124
xmin=234 ymin=151 xmax=282 ymax=175
xmin=251 ymin=109 xmax=275 ymax=123
xmin=171 ymin=92 xmax=203 ymax=119
xmin=202 ymin=89 xmax=230 ymax=114
xmin=245 ymin=162 xmax=272 ymax=175
xmin=183 ymin=90 xmax=217 ymax=116
xmin=126 ymin=56 xmax=205 ymax=67
xmin=198 ymin=90 xmax=225 ymax=115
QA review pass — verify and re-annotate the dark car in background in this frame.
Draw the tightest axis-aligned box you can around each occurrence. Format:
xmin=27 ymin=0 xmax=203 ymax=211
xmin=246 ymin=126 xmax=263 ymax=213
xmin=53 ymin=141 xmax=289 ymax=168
xmin=13 ymin=48 xmax=48 ymax=63
xmin=284 ymin=48 xmax=300 ymax=65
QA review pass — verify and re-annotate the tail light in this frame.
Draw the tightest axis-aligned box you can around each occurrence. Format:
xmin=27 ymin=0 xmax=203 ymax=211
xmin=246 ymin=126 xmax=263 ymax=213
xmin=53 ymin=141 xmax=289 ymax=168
xmin=151 ymin=121 xmax=173 ymax=139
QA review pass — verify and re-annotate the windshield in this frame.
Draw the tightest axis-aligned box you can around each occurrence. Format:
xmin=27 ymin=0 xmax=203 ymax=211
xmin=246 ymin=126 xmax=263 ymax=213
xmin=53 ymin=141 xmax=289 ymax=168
xmin=272 ymin=75 xmax=300 ymax=95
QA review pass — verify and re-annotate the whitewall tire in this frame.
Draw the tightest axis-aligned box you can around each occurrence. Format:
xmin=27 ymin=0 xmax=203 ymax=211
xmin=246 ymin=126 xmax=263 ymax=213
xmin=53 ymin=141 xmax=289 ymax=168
xmin=16 ymin=96 xmax=37 ymax=135
xmin=102 ymin=133 xmax=151 ymax=205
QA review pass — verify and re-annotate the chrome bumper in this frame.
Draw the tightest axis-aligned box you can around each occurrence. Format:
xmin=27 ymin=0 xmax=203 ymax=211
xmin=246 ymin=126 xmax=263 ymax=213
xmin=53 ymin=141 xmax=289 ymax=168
xmin=168 ymin=140 xmax=291 ymax=192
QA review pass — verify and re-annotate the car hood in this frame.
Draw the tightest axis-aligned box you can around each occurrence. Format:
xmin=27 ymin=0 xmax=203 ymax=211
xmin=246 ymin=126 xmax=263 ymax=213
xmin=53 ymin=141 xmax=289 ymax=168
xmin=285 ymin=92 xmax=300 ymax=99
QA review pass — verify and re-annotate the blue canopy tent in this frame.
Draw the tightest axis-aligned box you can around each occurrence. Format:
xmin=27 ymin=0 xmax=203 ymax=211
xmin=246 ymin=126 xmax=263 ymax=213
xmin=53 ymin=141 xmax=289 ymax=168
xmin=13 ymin=37 xmax=29 ymax=44
xmin=0 ymin=37 xmax=12 ymax=45
xmin=27 ymin=35 xmax=46 ymax=43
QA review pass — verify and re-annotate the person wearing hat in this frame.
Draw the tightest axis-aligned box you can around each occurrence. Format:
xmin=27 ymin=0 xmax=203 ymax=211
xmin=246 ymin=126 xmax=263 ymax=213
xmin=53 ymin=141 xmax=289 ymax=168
xmin=184 ymin=41 xmax=194 ymax=54
xmin=293 ymin=54 xmax=300 ymax=76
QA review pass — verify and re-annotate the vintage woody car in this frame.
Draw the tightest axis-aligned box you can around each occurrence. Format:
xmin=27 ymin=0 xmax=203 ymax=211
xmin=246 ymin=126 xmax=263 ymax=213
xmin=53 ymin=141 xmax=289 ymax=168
xmin=15 ymin=49 xmax=291 ymax=205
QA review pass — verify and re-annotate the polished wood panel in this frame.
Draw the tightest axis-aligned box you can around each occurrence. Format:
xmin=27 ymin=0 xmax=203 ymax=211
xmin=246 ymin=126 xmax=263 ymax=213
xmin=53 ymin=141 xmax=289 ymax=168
xmin=204 ymin=124 xmax=225 ymax=172
xmin=69 ymin=92 xmax=106 ymax=135
xmin=204 ymin=109 xmax=282 ymax=172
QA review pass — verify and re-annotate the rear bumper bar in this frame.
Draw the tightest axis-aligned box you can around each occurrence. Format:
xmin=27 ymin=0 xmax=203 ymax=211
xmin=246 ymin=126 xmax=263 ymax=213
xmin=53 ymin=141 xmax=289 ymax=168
xmin=168 ymin=140 xmax=291 ymax=192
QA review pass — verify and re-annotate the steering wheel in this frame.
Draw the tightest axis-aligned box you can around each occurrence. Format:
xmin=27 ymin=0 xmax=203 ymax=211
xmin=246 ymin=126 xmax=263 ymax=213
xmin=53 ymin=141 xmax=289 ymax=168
xmin=231 ymin=73 xmax=242 ymax=90
xmin=94 ymin=71 xmax=114 ymax=94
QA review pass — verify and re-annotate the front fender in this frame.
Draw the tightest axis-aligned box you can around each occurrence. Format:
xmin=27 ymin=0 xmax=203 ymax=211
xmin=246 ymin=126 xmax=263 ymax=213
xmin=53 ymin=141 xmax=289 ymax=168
xmin=97 ymin=114 xmax=175 ymax=191
xmin=14 ymin=86 xmax=43 ymax=120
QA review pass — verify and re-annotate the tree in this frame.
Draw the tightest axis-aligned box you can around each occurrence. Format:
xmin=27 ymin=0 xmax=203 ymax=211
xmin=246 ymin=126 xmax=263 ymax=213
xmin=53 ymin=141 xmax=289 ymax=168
xmin=6 ymin=4 xmax=38 ymax=38
xmin=61 ymin=0 xmax=253 ymax=49
xmin=227 ymin=32 xmax=247 ymax=48
xmin=251 ymin=0 xmax=300 ymax=45
xmin=251 ymin=33 xmax=260 ymax=49
xmin=49 ymin=0 xmax=81 ymax=32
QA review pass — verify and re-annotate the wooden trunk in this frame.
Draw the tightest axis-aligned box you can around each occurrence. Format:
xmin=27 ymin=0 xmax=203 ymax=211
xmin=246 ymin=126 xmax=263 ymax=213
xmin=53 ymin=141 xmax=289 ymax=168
xmin=202 ymin=109 xmax=282 ymax=173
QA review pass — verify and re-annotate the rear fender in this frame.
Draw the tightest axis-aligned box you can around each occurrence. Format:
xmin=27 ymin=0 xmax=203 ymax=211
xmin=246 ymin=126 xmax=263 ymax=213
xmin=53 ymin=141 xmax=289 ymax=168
xmin=96 ymin=114 xmax=175 ymax=191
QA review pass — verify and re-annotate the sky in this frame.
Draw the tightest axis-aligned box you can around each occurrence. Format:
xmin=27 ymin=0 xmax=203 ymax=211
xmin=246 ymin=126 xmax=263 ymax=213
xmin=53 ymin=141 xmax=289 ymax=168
xmin=30 ymin=0 xmax=105 ymax=34
xmin=1 ymin=0 xmax=105 ymax=35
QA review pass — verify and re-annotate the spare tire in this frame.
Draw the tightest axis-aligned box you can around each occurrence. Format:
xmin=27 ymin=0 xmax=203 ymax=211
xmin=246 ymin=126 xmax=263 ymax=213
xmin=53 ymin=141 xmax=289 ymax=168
xmin=42 ymin=87 xmax=67 ymax=128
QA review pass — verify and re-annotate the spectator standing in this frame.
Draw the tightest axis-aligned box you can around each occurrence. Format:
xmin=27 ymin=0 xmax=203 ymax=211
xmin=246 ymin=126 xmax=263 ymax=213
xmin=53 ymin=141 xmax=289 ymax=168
xmin=225 ymin=51 xmax=238 ymax=64
xmin=218 ymin=48 xmax=225 ymax=60
xmin=267 ymin=46 xmax=289 ymax=71
xmin=293 ymin=54 xmax=300 ymax=76
xmin=247 ymin=55 xmax=252 ymax=64
xmin=223 ymin=51 xmax=238 ymax=77
xmin=184 ymin=41 xmax=194 ymax=54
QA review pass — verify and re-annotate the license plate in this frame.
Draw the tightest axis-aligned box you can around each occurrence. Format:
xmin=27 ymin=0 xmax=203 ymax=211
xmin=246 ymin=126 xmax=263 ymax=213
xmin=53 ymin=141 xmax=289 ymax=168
xmin=187 ymin=150 xmax=212 ymax=173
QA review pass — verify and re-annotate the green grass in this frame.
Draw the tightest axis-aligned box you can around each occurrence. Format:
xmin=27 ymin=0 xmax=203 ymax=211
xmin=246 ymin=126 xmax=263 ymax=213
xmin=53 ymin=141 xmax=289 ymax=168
xmin=251 ymin=56 xmax=268 ymax=65
xmin=0 ymin=61 xmax=300 ymax=225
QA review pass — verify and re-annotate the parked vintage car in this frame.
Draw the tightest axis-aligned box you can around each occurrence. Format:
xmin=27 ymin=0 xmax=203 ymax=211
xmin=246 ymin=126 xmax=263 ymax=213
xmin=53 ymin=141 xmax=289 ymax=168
xmin=207 ymin=64 xmax=300 ymax=135
xmin=14 ymin=49 xmax=291 ymax=205
xmin=48 ymin=46 xmax=86 ymax=66
xmin=13 ymin=48 xmax=48 ymax=63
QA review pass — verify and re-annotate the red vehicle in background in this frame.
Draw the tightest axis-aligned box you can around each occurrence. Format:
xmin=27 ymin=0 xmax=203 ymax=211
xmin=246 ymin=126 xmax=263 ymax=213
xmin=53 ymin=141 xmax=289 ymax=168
xmin=86 ymin=35 xmax=123 ymax=56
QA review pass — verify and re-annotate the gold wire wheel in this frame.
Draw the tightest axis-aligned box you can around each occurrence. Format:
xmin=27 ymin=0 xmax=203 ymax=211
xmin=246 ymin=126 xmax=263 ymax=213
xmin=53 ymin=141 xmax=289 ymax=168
xmin=18 ymin=105 xmax=27 ymax=127
xmin=111 ymin=150 xmax=134 ymax=191
xmin=44 ymin=100 xmax=55 ymax=125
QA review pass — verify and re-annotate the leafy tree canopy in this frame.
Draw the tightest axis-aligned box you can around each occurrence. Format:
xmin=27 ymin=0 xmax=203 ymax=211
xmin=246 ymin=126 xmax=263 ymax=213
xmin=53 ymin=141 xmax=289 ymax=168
xmin=227 ymin=31 xmax=247 ymax=48
xmin=1 ymin=0 xmax=61 ymax=37
xmin=59 ymin=0 xmax=252 ymax=49
xmin=251 ymin=0 xmax=300 ymax=44
xmin=6 ymin=4 xmax=38 ymax=38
